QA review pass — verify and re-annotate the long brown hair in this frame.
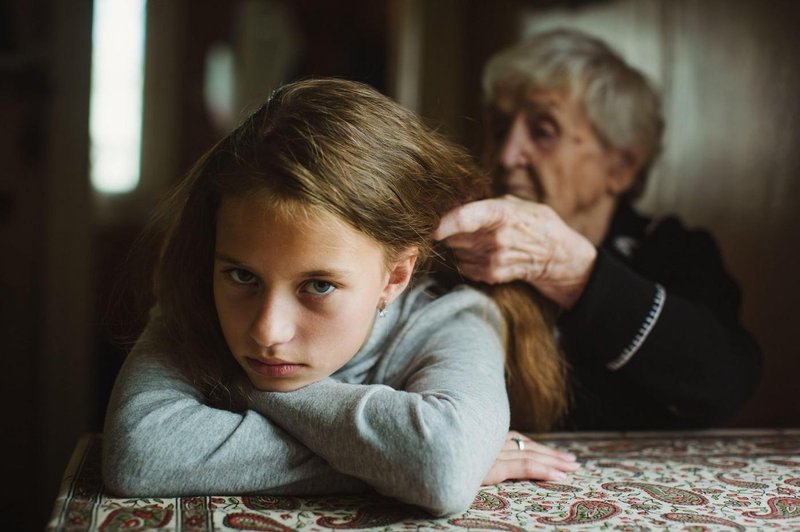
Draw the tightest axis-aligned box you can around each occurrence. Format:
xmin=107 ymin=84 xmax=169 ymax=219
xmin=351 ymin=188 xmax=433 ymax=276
xmin=488 ymin=283 xmax=567 ymax=431
xmin=139 ymin=78 xmax=567 ymax=429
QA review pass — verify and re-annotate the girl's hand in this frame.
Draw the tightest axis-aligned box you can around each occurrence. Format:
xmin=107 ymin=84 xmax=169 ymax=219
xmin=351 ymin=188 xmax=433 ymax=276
xmin=482 ymin=431 xmax=581 ymax=485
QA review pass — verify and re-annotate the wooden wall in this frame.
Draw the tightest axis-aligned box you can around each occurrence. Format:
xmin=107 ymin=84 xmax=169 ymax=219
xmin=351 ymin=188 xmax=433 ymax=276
xmin=0 ymin=1 xmax=93 ymax=528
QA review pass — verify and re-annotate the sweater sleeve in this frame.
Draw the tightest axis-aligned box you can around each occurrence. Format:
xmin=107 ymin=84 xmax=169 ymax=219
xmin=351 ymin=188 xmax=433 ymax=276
xmin=560 ymin=221 xmax=762 ymax=428
xmin=246 ymin=288 xmax=510 ymax=516
xmin=101 ymin=318 xmax=367 ymax=497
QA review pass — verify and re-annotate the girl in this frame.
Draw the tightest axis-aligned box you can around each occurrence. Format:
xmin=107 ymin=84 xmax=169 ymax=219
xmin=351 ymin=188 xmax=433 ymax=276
xmin=102 ymin=78 xmax=573 ymax=516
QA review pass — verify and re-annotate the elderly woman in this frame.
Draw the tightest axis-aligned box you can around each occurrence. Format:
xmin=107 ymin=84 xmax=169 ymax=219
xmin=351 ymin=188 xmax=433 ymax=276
xmin=436 ymin=28 xmax=761 ymax=479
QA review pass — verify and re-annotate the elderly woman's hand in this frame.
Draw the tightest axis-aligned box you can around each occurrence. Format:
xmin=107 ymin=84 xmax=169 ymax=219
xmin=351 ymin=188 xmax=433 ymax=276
xmin=433 ymin=195 xmax=597 ymax=310
xmin=482 ymin=431 xmax=580 ymax=485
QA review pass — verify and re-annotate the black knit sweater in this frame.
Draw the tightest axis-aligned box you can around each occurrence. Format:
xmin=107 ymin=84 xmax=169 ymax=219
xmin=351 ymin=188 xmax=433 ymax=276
xmin=557 ymin=202 xmax=762 ymax=430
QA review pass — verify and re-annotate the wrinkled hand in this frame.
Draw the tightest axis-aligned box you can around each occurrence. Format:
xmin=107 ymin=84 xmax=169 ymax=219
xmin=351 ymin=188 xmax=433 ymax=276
xmin=482 ymin=431 xmax=580 ymax=485
xmin=433 ymin=195 xmax=597 ymax=309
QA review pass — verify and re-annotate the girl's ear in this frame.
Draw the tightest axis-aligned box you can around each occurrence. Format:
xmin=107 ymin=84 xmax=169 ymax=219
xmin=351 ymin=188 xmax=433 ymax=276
xmin=606 ymin=148 xmax=641 ymax=196
xmin=381 ymin=247 xmax=419 ymax=304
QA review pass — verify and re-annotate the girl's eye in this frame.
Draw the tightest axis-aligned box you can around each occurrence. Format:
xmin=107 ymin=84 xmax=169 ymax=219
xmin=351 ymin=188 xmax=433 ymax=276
xmin=303 ymin=280 xmax=336 ymax=297
xmin=227 ymin=268 xmax=257 ymax=285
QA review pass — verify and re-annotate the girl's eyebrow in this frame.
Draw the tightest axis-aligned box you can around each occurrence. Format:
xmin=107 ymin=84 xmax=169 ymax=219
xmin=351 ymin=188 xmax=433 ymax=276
xmin=214 ymin=252 xmax=246 ymax=266
xmin=300 ymin=269 xmax=352 ymax=279
xmin=215 ymin=252 xmax=352 ymax=279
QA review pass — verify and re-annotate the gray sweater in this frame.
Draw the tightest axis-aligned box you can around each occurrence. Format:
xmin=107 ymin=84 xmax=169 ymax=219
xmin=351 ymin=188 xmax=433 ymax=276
xmin=102 ymin=277 xmax=510 ymax=515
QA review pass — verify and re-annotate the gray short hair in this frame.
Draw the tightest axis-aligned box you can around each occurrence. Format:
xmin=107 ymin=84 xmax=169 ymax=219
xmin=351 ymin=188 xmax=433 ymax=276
xmin=483 ymin=29 xmax=664 ymax=197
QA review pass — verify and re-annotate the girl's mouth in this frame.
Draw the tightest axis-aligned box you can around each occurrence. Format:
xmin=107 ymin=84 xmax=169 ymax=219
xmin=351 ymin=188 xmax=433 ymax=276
xmin=246 ymin=357 xmax=303 ymax=378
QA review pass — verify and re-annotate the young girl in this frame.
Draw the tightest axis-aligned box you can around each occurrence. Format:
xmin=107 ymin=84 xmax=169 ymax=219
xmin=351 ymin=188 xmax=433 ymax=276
xmin=102 ymin=78 xmax=573 ymax=516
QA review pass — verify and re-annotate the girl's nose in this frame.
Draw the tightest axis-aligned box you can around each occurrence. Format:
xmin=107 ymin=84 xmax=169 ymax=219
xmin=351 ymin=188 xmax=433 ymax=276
xmin=248 ymin=294 xmax=296 ymax=349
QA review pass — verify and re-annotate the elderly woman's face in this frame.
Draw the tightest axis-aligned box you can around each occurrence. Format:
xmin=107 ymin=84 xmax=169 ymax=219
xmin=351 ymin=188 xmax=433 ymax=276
xmin=489 ymin=88 xmax=632 ymax=237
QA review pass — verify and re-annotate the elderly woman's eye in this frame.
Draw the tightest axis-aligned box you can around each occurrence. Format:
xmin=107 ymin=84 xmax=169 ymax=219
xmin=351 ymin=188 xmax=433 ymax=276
xmin=528 ymin=115 xmax=559 ymax=147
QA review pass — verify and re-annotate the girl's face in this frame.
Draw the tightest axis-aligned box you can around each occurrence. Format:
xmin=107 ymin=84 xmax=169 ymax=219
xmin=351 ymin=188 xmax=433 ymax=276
xmin=213 ymin=195 xmax=415 ymax=392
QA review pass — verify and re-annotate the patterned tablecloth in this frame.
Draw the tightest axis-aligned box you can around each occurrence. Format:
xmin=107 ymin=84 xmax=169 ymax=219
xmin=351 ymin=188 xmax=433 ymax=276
xmin=48 ymin=429 xmax=800 ymax=531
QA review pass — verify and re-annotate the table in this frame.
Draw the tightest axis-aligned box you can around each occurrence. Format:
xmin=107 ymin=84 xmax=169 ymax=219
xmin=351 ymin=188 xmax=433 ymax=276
xmin=47 ymin=429 xmax=800 ymax=531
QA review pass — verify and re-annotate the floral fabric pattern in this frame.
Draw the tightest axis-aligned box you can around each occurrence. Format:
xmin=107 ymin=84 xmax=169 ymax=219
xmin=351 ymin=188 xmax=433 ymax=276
xmin=48 ymin=430 xmax=800 ymax=531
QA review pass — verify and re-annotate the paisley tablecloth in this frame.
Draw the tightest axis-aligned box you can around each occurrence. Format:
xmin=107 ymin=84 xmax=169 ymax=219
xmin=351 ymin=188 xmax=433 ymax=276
xmin=47 ymin=429 xmax=800 ymax=531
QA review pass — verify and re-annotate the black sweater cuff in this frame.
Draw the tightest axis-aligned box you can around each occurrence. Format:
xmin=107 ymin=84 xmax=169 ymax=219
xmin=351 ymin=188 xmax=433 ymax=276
xmin=559 ymin=248 xmax=662 ymax=368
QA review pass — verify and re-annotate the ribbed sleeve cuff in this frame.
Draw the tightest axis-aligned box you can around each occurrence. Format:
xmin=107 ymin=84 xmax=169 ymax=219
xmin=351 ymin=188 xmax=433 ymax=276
xmin=559 ymin=249 xmax=663 ymax=368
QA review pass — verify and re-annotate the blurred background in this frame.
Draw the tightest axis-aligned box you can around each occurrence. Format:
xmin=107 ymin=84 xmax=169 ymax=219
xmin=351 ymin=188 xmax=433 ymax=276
xmin=2 ymin=0 xmax=799 ymax=529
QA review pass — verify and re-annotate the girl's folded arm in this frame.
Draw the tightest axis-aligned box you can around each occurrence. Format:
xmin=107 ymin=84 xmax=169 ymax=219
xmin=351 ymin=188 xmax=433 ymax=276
xmin=102 ymin=333 xmax=366 ymax=497
xmin=249 ymin=307 xmax=510 ymax=516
